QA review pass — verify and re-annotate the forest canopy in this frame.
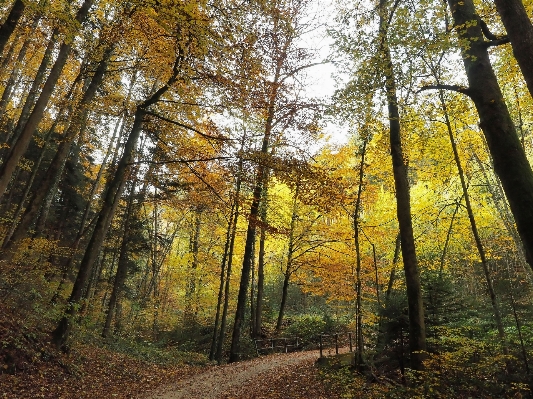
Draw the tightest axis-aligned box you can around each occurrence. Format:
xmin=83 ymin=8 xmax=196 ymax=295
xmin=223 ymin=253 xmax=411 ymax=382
xmin=1 ymin=0 xmax=533 ymax=397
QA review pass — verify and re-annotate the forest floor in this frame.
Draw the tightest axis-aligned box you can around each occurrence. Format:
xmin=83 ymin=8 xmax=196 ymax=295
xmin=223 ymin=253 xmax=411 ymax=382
xmin=144 ymin=350 xmax=337 ymax=399
xmin=0 ymin=305 xmax=342 ymax=399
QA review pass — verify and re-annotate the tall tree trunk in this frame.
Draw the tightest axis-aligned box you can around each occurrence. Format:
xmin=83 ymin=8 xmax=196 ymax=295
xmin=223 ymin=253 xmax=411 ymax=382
xmin=276 ymin=181 xmax=300 ymax=332
xmin=493 ymin=0 xmax=533 ymax=100
xmin=0 ymin=0 xmax=94 ymax=199
xmin=209 ymin=136 xmax=246 ymax=359
xmin=229 ymin=64 xmax=282 ymax=364
xmin=253 ymin=184 xmax=268 ymax=338
xmin=5 ymin=28 xmax=57 ymax=149
xmin=379 ymin=0 xmax=426 ymax=371
xmin=102 ymin=179 xmax=137 ymax=338
xmin=437 ymin=88 xmax=508 ymax=354
xmin=353 ymin=138 xmax=367 ymax=366
xmin=0 ymin=0 xmax=25 ymax=58
xmin=2 ymin=123 xmax=56 ymax=247
xmin=209 ymin=202 xmax=235 ymax=360
xmin=215 ymin=168 xmax=243 ymax=363
xmin=184 ymin=207 xmax=202 ymax=324
xmin=447 ymin=0 xmax=533 ymax=270
xmin=0 ymin=15 xmax=40 ymax=132
xmin=51 ymin=56 xmax=182 ymax=348
xmin=2 ymin=47 xmax=112 ymax=254
xmin=51 ymin=111 xmax=141 ymax=349
xmin=229 ymin=172 xmax=264 ymax=362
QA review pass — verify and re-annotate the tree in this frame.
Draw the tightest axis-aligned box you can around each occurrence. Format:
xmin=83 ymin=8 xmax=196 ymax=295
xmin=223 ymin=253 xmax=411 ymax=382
xmin=438 ymin=0 xmax=533 ymax=270
xmin=0 ymin=0 xmax=94 ymax=199
xmin=378 ymin=0 xmax=426 ymax=371
xmin=228 ymin=0 xmax=321 ymax=362
xmin=0 ymin=0 xmax=25 ymax=58
xmin=493 ymin=0 xmax=533 ymax=100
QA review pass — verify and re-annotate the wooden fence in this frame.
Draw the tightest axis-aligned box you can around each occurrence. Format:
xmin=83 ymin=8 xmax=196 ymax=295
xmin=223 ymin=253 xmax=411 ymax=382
xmin=318 ymin=332 xmax=354 ymax=358
xmin=254 ymin=337 xmax=302 ymax=355
xmin=254 ymin=332 xmax=355 ymax=358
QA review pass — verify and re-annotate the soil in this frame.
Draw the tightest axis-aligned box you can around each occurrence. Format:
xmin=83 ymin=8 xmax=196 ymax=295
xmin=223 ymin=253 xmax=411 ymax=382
xmin=145 ymin=350 xmax=337 ymax=399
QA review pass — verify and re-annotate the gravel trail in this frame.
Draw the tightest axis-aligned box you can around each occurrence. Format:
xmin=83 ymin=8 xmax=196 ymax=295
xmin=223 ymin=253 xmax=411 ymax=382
xmin=146 ymin=350 xmax=322 ymax=399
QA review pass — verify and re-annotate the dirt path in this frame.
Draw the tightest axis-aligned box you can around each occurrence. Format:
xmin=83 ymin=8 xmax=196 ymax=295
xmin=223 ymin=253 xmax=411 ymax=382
xmin=145 ymin=350 xmax=324 ymax=399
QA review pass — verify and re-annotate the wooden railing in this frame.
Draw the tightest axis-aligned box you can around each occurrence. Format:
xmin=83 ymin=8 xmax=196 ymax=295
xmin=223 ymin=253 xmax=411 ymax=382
xmin=254 ymin=337 xmax=302 ymax=355
xmin=318 ymin=332 xmax=354 ymax=358
xmin=254 ymin=332 xmax=355 ymax=358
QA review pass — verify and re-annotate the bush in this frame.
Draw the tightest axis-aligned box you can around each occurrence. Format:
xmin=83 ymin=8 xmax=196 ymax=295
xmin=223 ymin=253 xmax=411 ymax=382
xmin=283 ymin=314 xmax=329 ymax=347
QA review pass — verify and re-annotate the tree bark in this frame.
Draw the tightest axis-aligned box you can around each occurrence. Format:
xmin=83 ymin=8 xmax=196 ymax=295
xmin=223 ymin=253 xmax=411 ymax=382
xmin=447 ymin=0 xmax=533 ymax=270
xmin=438 ymin=88 xmax=508 ymax=355
xmin=379 ymin=0 xmax=426 ymax=371
xmin=102 ymin=179 xmax=137 ymax=338
xmin=6 ymin=28 xmax=57 ymax=148
xmin=0 ymin=0 xmax=95 ymax=199
xmin=2 ymin=47 xmax=111 ymax=253
xmin=51 ymin=54 xmax=182 ymax=348
xmin=493 ymin=0 xmax=533 ymax=100
xmin=209 ymin=201 xmax=235 ymax=360
xmin=253 ymin=185 xmax=268 ymax=338
xmin=0 ymin=0 xmax=25 ymax=58
xmin=353 ymin=138 xmax=367 ymax=366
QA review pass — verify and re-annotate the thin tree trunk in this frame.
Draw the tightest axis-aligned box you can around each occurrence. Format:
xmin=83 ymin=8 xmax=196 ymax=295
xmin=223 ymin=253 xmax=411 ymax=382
xmin=102 ymin=179 xmax=137 ymax=338
xmin=2 ymin=123 xmax=56 ymax=247
xmin=1 ymin=47 xmax=111 ymax=253
xmin=504 ymin=259 xmax=530 ymax=374
xmin=216 ymin=166 xmax=243 ymax=363
xmin=0 ymin=0 xmax=94 ymax=199
xmin=51 ymin=55 xmax=182 ymax=348
xmin=439 ymin=199 xmax=461 ymax=277
xmin=0 ymin=16 xmax=40 ymax=130
xmin=254 ymin=185 xmax=268 ymax=338
xmin=437 ymin=88 xmax=508 ymax=353
xmin=5 ymin=28 xmax=57 ymax=148
xmin=184 ymin=207 xmax=202 ymax=324
xmin=0 ymin=0 xmax=25 ymax=58
xmin=353 ymin=138 xmax=367 ymax=366
xmin=385 ymin=233 xmax=401 ymax=302
xmin=229 ymin=69 xmax=281 ymax=364
xmin=209 ymin=202 xmax=235 ymax=360
xmin=377 ymin=232 xmax=401 ymax=350
xmin=472 ymin=153 xmax=532 ymax=280
xmin=276 ymin=271 xmax=290 ymax=332
xmin=447 ymin=0 xmax=533 ymax=270
xmin=276 ymin=181 xmax=300 ymax=332
xmin=379 ymin=0 xmax=426 ymax=371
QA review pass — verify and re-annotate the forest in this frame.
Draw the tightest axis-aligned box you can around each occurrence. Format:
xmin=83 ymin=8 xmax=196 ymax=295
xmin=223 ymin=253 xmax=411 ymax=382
xmin=1 ymin=0 xmax=533 ymax=397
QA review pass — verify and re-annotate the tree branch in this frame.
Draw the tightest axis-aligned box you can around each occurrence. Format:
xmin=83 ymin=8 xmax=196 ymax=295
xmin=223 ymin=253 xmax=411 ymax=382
xmin=478 ymin=17 xmax=500 ymax=41
xmin=484 ymin=37 xmax=510 ymax=48
xmin=418 ymin=84 xmax=472 ymax=97
xmin=128 ymin=156 xmax=232 ymax=165
xmin=143 ymin=110 xmax=228 ymax=141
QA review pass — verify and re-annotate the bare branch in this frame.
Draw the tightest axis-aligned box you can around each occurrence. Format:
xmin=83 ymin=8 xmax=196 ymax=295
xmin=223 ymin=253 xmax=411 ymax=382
xmin=128 ymin=156 xmax=232 ymax=165
xmin=418 ymin=84 xmax=472 ymax=97
xmin=143 ymin=110 xmax=228 ymax=141
xmin=484 ymin=37 xmax=510 ymax=48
